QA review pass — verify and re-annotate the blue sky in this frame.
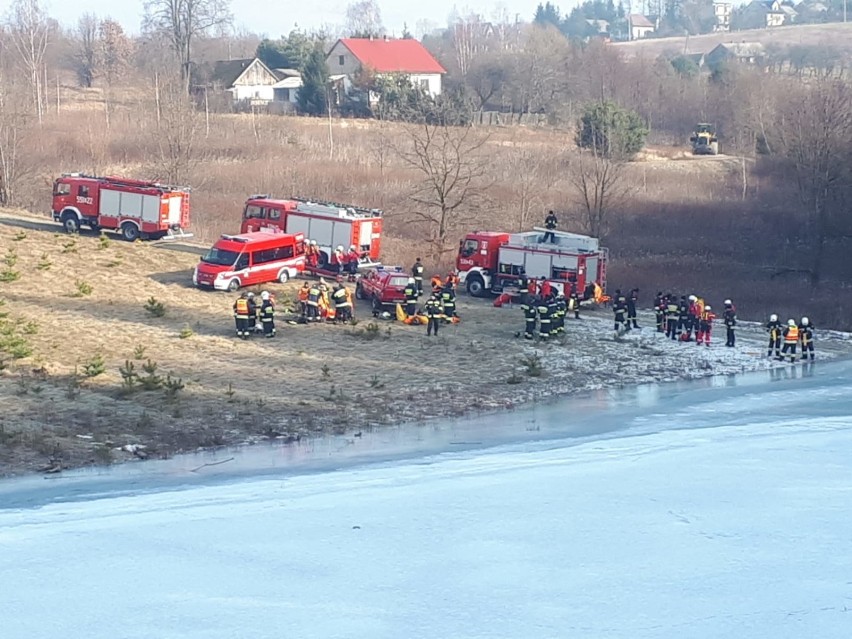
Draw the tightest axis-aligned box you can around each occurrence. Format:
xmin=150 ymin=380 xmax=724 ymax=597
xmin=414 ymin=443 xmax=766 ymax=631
xmin=6 ymin=0 xmax=554 ymax=37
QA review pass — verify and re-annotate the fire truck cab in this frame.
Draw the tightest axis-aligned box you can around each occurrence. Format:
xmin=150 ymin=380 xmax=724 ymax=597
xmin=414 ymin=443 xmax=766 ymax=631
xmin=456 ymin=227 xmax=608 ymax=298
xmin=52 ymin=173 xmax=191 ymax=241
xmin=240 ymin=196 xmax=382 ymax=272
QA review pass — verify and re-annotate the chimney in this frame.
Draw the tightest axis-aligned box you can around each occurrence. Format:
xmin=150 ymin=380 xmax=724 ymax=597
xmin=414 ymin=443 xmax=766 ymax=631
xmin=369 ymin=34 xmax=374 ymax=41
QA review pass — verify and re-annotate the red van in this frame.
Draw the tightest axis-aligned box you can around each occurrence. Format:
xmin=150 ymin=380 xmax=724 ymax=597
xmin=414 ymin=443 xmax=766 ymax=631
xmin=193 ymin=232 xmax=306 ymax=291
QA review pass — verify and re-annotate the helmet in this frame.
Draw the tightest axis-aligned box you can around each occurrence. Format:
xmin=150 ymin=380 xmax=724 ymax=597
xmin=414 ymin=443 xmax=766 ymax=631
xmin=381 ymin=311 xmax=391 ymax=319
xmin=349 ymin=245 xmax=356 ymax=250
xmin=408 ymin=277 xmax=415 ymax=284
xmin=247 ymin=292 xmax=255 ymax=299
xmin=801 ymin=317 xmax=809 ymax=326
xmin=310 ymin=240 xmax=317 ymax=246
xmin=770 ymin=314 xmax=777 ymax=322
xmin=724 ymin=299 xmax=732 ymax=305
xmin=705 ymin=305 xmax=711 ymax=311
xmin=689 ymin=295 xmax=697 ymax=302
xmin=261 ymin=291 xmax=270 ymax=300
xmin=336 ymin=245 xmax=343 ymax=252
xmin=788 ymin=319 xmax=796 ymax=326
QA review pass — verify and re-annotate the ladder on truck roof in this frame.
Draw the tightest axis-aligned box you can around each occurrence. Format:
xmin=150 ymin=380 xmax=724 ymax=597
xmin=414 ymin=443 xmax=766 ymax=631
xmin=61 ymin=173 xmax=189 ymax=193
xmin=292 ymin=196 xmax=382 ymax=218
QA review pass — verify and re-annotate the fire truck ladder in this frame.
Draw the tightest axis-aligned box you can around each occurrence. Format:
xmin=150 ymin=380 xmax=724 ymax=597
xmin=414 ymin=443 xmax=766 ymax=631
xmin=598 ymin=247 xmax=609 ymax=292
xmin=292 ymin=196 xmax=382 ymax=217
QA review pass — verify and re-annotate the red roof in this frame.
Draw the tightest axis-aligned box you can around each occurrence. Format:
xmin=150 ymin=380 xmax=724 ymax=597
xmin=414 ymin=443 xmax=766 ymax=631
xmin=339 ymin=38 xmax=446 ymax=74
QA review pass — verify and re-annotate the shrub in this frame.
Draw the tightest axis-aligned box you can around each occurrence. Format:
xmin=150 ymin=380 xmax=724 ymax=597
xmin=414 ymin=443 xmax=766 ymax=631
xmin=73 ymin=280 xmax=93 ymax=297
xmin=0 ymin=248 xmax=20 ymax=282
xmin=83 ymin=353 xmax=106 ymax=377
xmin=576 ymin=100 xmax=648 ymax=158
xmin=521 ymin=353 xmax=543 ymax=377
xmin=144 ymin=297 xmax=166 ymax=317
xmin=133 ymin=344 xmax=146 ymax=359
xmin=163 ymin=374 xmax=185 ymax=401
xmin=97 ymin=234 xmax=111 ymax=250
xmin=139 ymin=359 xmax=163 ymax=390
xmin=36 ymin=253 xmax=52 ymax=271
xmin=12 ymin=230 xmax=27 ymax=241
xmin=178 ymin=324 xmax=194 ymax=339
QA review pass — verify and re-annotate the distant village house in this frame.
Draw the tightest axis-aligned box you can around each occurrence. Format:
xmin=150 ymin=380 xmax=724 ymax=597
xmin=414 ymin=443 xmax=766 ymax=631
xmin=205 ymin=58 xmax=302 ymax=109
xmin=705 ymin=42 xmax=767 ymax=68
xmin=326 ymin=37 xmax=447 ymax=99
xmin=627 ymin=14 xmax=657 ymax=40
xmin=738 ymin=0 xmax=795 ymax=28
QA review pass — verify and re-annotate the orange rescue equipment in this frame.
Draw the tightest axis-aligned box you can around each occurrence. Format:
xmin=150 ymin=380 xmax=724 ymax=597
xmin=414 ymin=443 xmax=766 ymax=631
xmin=785 ymin=325 xmax=800 ymax=343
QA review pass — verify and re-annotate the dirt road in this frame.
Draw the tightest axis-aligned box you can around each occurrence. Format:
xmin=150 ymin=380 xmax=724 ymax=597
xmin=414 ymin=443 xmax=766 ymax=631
xmin=2 ymin=216 xmax=850 ymax=476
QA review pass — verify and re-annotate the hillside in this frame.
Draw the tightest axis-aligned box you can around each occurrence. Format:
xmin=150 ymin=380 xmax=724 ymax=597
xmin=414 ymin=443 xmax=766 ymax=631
xmin=612 ymin=22 xmax=852 ymax=59
xmin=2 ymin=212 xmax=852 ymax=477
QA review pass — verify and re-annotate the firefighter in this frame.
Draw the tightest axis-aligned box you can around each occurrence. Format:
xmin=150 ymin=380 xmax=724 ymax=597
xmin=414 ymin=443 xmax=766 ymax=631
xmin=441 ymin=282 xmax=456 ymax=320
xmin=539 ymin=277 xmax=553 ymax=299
xmin=613 ymin=291 xmax=628 ymax=335
xmin=542 ymin=210 xmax=558 ymax=243
xmin=445 ymin=270 xmax=459 ymax=292
xmin=425 ymin=293 xmax=443 ymax=336
xmin=521 ymin=293 xmax=537 ymax=339
xmin=233 ymin=292 xmax=250 ymax=339
xmin=627 ymin=288 xmax=640 ymax=329
xmin=404 ymin=278 xmax=418 ymax=317
xmin=331 ymin=283 xmax=350 ymax=323
xmin=683 ymin=294 xmax=699 ymax=341
xmin=527 ymin=277 xmax=538 ymax=300
xmin=412 ymin=257 xmax=425 ymax=296
xmin=653 ymin=291 xmax=665 ymax=333
xmin=665 ymin=294 xmax=680 ymax=340
xmin=333 ymin=245 xmax=345 ymax=274
xmin=800 ymin=317 xmax=815 ymax=361
xmin=345 ymin=245 xmax=360 ymax=277
xmin=259 ymin=291 xmax=275 ymax=337
xmin=677 ymin=296 xmax=690 ymax=340
xmin=779 ymin=319 xmax=799 ymax=363
xmin=696 ymin=305 xmax=715 ymax=346
xmin=305 ymin=240 xmax=319 ymax=270
xmin=517 ymin=269 xmax=529 ymax=303
xmin=723 ymin=299 xmax=737 ymax=347
xmin=766 ymin=314 xmax=782 ymax=358
xmin=536 ymin=295 xmax=551 ymax=341
xmin=569 ymin=286 xmax=581 ymax=320
xmin=306 ymin=282 xmax=321 ymax=322
xmin=245 ymin=293 xmax=259 ymax=334
xmin=298 ymin=282 xmax=310 ymax=317
xmin=553 ymin=293 xmax=566 ymax=335
xmin=430 ymin=274 xmax=443 ymax=295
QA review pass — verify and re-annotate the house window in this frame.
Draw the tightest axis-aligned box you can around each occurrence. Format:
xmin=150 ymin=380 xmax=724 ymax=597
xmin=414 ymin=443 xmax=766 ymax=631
xmin=419 ymin=79 xmax=429 ymax=90
xmin=338 ymin=55 xmax=345 ymax=66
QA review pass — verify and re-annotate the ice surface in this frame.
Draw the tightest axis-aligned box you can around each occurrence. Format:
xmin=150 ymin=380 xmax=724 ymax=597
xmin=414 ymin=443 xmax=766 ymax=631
xmin=2 ymin=413 xmax=852 ymax=638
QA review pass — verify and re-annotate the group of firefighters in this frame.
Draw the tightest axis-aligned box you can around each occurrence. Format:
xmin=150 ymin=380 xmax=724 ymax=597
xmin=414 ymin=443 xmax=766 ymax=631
xmin=296 ymin=278 xmax=355 ymax=323
xmin=403 ymin=259 xmax=460 ymax=336
xmin=304 ymin=241 xmax=362 ymax=277
xmin=232 ymin=291 xmax=276 ymax=339
xmin=516 ymin=271 xmax=588 ymax=340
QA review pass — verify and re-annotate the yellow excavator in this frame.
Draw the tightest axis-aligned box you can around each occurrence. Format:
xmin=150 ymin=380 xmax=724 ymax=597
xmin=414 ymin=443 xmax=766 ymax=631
xmin=690 ymin=123 xmax=719 ymax=156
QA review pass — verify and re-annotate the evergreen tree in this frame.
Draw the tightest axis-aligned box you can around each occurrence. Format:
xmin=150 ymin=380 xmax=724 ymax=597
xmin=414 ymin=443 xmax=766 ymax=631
xmin=576 ymin=100 xmax=648 ymax=159
xmin=534 ymin=2 xmax=562 ymax=26
xmin=297 ymin=47 xmax=330 ymax=116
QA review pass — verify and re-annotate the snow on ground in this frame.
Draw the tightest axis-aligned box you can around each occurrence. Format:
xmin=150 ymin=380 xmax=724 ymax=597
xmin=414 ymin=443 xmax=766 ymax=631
xmin=1 ymin=411 xmax=851 ymax=638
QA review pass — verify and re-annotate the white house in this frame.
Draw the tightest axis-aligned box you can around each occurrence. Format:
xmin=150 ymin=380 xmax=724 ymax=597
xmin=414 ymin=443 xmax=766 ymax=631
xmin=713 ymin=1 xmax=733 ymax=31
xmin=627 ymin=14 xmax=656 ymax=40
xmin=209 ymin=58 xmax=302 ymax=106
xmin=739 ymin=0 xmax=788 ymax=28
xmin=325 ymin=37 xmax=446 ymax=98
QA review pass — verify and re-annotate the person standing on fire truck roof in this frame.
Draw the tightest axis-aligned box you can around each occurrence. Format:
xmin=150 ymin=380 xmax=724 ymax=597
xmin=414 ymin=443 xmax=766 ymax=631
xmin=542 ymin=211 xmax=558 ymax=244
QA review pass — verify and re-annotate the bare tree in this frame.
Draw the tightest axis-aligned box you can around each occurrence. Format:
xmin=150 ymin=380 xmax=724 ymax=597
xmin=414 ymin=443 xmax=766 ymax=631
xmin=567 ymin=147 xmax=630 ymax=240
xmin=99 ymin=18 xmax=132 ymax=87
xmin=7 ymin=0 xmax=51 ymax=123
xmin=143 ymin=0 xmax=232 ymax=88
xmin=0 ymin=36 xmax=31 ymax=205
xmin=397 ymin=123 xmax=490 ymax=260
xmin=344 ymin=0 xmax=384 ymax=38
xmin=774 ymin=79 xmax=852 ymax=285
xmin=507 ymin=148 xmax=558 ymax=231
xmin=153 ymin=76 xmax=202 ymax=185
xmin=74 ymin=13 xmax=99 ymax=87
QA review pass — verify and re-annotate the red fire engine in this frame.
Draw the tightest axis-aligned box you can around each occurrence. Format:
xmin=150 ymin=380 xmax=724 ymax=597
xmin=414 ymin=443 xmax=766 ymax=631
xmin=456 ymin=227 xmax=608 ymax=298
xmin=240 ymin=196 xmax=382 ymax=272
xmin=52 ymin=173 xmax=191 ymax=241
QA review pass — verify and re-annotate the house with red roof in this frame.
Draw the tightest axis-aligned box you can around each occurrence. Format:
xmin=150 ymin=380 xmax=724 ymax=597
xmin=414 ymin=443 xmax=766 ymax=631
xmin=326 ymin=37 xmax=447 ymax=98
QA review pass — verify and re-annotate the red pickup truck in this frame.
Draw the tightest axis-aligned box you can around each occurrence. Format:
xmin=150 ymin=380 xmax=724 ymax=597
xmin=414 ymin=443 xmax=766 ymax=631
xmin=355 ymin=267 xmax=409 ymax=314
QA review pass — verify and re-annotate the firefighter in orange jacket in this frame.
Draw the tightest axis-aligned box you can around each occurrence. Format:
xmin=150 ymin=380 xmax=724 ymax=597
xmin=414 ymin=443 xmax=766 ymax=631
xmin=430 ymin=275 xmax=443 ymax=294
xmin=298 ymin=282 xmax=310 ymax=317
xmin=445 ymin=270 xmax=459 ymax=292
xmin=778 ymin=319 xmax=799 ymax=363
xmin=233 ymin=292 xmax=250 ymax=339
xmin=696 ymin=305 xmax=716 ymax=346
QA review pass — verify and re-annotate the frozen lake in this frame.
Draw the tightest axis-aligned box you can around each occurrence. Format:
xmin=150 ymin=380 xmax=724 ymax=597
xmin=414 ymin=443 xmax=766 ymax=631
xmin=2 ymin=361 xmax=851 ymax=638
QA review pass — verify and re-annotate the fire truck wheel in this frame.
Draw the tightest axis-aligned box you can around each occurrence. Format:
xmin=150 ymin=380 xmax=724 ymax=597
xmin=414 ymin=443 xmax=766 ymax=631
xmin=277 ymin=269 xmax=289 ymax=284
xmin=227 ymin=279 xmax=241 ymax=292
xmin=466 ymin=275 xmax=486 ymax=297
xmin=121 ymin=222 xmax=140 ymax=242
xmin=317 ymin=252 xmax=329 ymax=269
xmin=62 ymin=214 xmax=79 ymax=234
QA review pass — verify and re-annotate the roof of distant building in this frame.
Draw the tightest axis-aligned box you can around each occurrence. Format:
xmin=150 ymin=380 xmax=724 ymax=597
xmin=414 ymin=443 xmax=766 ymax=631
xmin=336 ymin=38 xmax=446 ymax=74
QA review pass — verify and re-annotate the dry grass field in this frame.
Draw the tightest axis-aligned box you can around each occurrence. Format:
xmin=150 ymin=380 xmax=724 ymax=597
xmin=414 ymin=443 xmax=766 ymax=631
xmin=612 ymin=22 xmax=852 ymax=60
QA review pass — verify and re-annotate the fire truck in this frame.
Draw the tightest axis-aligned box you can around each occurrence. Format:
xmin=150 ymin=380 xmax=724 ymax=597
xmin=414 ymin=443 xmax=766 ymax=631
xmin=240 ymin=196 xmax=382 ymax=272
xmin=456 ymin=227 xmax=608 ymax=298
xmin=52 ymin=174 xmax=191 ymax=241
